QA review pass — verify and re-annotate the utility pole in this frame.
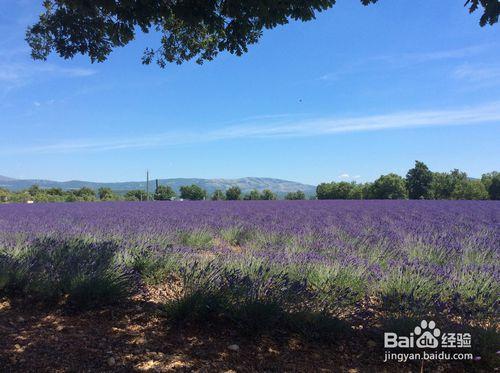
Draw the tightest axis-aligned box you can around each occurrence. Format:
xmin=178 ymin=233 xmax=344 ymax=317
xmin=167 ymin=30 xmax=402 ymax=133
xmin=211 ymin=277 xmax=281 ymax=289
xmin=146 ymin=170 xmax=149 ymax=201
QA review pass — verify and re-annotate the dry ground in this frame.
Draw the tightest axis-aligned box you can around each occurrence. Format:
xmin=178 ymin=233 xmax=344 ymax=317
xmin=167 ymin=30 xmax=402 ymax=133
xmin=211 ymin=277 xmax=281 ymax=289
xmin=0 ymin=287 xmax=494 ymax=373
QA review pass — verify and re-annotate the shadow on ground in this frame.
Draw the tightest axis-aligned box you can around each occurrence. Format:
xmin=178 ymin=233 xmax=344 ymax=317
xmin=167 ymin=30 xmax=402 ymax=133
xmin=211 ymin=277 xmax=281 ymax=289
xmin=0 ymin=297 xmax=494 ymax=372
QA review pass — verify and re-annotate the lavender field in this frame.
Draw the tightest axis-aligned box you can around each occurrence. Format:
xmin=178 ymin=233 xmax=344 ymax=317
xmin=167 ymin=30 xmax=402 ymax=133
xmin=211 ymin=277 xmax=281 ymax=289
xmin=1 ymin=200 xmax=499 ymax=371
xmin=1 ymin=200 xmax=498 ymax=319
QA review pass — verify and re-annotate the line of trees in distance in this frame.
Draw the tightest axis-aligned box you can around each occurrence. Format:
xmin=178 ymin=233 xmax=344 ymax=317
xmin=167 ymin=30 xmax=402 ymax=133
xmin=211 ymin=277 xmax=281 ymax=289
xmin=130 ymin=185 xmax=296 ymax=201
xmin=0 ymin=183 xmax=299 ymax=203
xmin=0 ymin=161 xmax=498 ymax=203
xmin=317 ymin=161 xmax=499 ymax=200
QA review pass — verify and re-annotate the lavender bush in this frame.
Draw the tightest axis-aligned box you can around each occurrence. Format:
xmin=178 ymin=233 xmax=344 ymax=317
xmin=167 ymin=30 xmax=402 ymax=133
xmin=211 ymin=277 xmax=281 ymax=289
xmin=0 ymin=237 xmax=135 ymax=307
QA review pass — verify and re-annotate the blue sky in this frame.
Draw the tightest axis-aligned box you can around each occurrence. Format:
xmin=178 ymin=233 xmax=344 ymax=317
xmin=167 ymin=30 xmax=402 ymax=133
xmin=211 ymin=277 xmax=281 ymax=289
xmin=1 ymin=1 xmax=499 ymax=185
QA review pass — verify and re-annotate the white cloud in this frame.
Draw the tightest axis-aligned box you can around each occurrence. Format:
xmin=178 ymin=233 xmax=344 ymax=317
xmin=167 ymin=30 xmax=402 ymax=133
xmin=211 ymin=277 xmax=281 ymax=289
xmin=3 ymin=101 xmax=500 ymax=155
xmin=338 ymin=174 xmax=362 ymax=180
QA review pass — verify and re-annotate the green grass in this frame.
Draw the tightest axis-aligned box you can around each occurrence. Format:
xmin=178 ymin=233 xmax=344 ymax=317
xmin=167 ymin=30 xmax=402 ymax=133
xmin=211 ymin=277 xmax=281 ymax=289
xmin=178 ymin=229 xmax=214 ymax=249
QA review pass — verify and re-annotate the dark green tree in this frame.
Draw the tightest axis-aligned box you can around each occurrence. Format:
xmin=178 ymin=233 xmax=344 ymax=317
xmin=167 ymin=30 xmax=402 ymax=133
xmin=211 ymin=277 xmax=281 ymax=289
xmin=451 ymin=179 xmax=488 ymax=200
xmin=406 ymin=160 xmax=433 ymax=199
xmin=0 ymin=188 xmax=10 ymax=203
xmin=430 ymin=173 xmax=453 ymax=199
xmin=361 ymin=183 xmax=374 ymax=199
xmin=332 ymin=182 xmax=354 ymax=199
xmin=154 ymin=185 xmax=176 ymax=201
xmin=316 ymin=183 xmax=333 ymax=200
xmin=43 ymin=188 xmax=66 ymax=202
xmin=316 ymin=182 xmax=358 ymax=199
xmin=124 ymin=189 xmax=148 ymax=201
xmin=46 ymin=187 xmax=64 ymax=196
xmin=10 ymin=191 xmax=31 ymax=203
xmin=260 ymin=189 xmax=276 ymax=200
xmin=73 ymin=187 xmax=96 ymax=201
xmin=348 ymin=184 xmax=364 ymax=199
xmin=369 ymin=174 xmax=407 ymax=199
xmin=98 ymin=187 xmax=116 ymax=201
xmin=285 ymin=190 xmax=306 ymax=200
xmin=24 ymin=185 xmax=53 ymax=202
xmin=430 ymin=169 xmax=468 ymax=199
xmin=65 ymin=193 xmax=78 ymax=202
xmin=487 ymin=176 xmax=500 ymax=200
xmin=211 ymin=189 xmax=226 ymax=201
xmin=481 ymin=172 xmax=500 ymax=199
xmin=244 ymin=189 xmax=261 ymax=200
xmin=26 ymin=1 xmax=497 ymax=68
xmin=28 ymin=184 xmax=41 ymax=197
xmin=180 ymin=184 xmax=207 ymax=200
xmin=225 ymin=186 xmax=242 ymax=201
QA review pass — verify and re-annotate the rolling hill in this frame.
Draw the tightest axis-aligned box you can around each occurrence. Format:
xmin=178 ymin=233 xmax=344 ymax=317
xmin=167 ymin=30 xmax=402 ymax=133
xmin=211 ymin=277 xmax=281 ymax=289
xmin=0 ymin=176 xmax=316 ymax=197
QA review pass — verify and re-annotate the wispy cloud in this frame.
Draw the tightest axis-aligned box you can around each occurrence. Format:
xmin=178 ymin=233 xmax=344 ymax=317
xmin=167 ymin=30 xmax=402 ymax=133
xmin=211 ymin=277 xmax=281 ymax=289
xmin=375 ymin=44 xmax=489 ymax=65
xmin=453 ymin=63 xmax=500 ymax=84
xmin=32 ymin=99 xmax=55 ymax=107
xmin=3 ymin=101 xmax=500 ymax=155
xmin=319 ymin=44 xmax=492 ymax=81
xmin=0 ymin=46 xmax=30 ymax=58
xmin=0 ymin=61 xmax=97 ymax=87
xmin=319 ymin=72 xmax=338 ymax=82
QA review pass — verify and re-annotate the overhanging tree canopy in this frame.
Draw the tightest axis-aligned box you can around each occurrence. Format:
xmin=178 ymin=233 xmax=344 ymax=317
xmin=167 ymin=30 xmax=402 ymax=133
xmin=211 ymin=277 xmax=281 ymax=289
xmin=26 ymin=0 xmax=499 ymax=67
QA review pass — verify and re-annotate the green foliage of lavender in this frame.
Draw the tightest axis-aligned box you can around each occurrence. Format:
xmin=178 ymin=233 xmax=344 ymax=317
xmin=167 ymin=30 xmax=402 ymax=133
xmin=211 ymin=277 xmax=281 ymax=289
xmin=0 ymin=237 xmax=134 ymax=307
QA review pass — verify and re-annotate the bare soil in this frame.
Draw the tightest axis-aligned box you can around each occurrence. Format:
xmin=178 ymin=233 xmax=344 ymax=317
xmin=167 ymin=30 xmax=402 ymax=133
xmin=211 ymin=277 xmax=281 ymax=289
xmin=0 ymin=289 xmax=493 ymax=373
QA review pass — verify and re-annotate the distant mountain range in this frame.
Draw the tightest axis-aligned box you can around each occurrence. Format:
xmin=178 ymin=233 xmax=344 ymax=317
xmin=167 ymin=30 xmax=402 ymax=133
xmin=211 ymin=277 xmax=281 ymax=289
xmin=0 ymin=176 xmax=316 ymax=197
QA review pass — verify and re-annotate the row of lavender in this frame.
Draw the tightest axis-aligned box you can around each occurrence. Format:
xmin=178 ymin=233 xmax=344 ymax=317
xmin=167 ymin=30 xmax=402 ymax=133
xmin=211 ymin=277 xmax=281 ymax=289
xmin=0 ymin=200 xmax=498 ymax=318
